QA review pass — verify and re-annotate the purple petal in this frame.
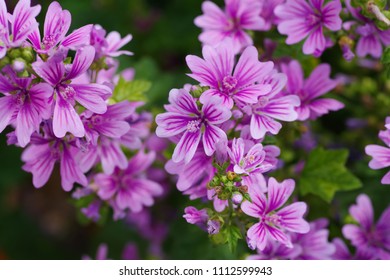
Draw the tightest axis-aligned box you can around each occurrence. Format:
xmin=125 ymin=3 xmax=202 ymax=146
xmin=0 ymin=95 xmax=16 ymax=133
xmin=95 ymin=173 xmax=117 ymax=200
xmin=202 ymin=123 xmax=227 ymax=156
xmin=247 ymin=222 xmax=268 ymax=251
xmin=250 ymin=114 xmax=282 ymax=139
xmin=322 ymin=0 xmax=342 ymax=31
xmin=356 ymin=35 xmax=382 ymax=58
xmin=308 ymin=98 xmax=344 ymax=119
xmin=304 ymin=63 xmax=338 ymax=99
xmin=66 ymin=46 xmax=96 ymax=80
xmin=349 ymin=194 xmax=374 ymax=231
xmin=365 ymin=145 xmax=390 ymax=169
xmin=266 ymin=224 xmax=292 ymax=247
xmin=202 ymin=43 xmax=234 ymax=82
xmin=167 ymin=88 xmax=199 ymax=115
xmin=202 ymin=96 xmax=232 ymax=124
xmin=277 ymin=202 xmax=310 ymax=233
xmin=186 ymin=54 xmax=218 ymax=87
xmin=267 ymin=177 xmax=295 ymax=212
xmin=22 ymin=144 xmax=56 ymax=188
xmin=194 ymin=1 xmax=228 ymax=29
xmin=172 ymin=130 xmax=201 ymax=163
xmin=281 ymin=60 xmax=304 ymax=94
xmin=302 ymin=26 xmax=326 ymax=55
xmin=15 ymin=101 xmax=40 ymax=147
xmin=156 ymin=113 xmax=197 ymax=137
xmin=72 ymin=84 xmax=108 ymax=114
xmin=10 ymin=0 xmax=41 ymax=45
xmin=61 ymin=24 xmax=93 ymax=49
xmin=32 ymin=60 xmax=65 ymax=86
xmin=60 ymin=147 xmax=88 ymax=191
xmin=99 ymin=139 xmax=128 ymax=175
xmin=43 ymin=2 xmax=71 ymax=50
xmin=53 ymin=96 xmax=85 ymax=138
xmin=262 ymin=95 xmax=300 ymax=121
xmin=234 ymin=46 xmax=273 ymax=87
xmin=105 ymin=32 xmax=133 ymax=56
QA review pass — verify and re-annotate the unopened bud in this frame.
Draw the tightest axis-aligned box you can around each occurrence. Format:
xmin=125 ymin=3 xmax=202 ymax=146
xmin=232 ymin=192 xmax=243 ymax=205
xmin=207 ymin=220 xmax=220 ymax=235
xmin=239 ymin=185 xmax=249 ymax=193
xmin=227 ymin=171 xmax=237 ymax=181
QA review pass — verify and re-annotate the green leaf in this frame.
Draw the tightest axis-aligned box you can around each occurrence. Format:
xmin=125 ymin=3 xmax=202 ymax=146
xmin=225 ymin=226 xmax=243 ymax=253
xmin=112 ymin=77 xmax=151 ymax=102
xmin=299 ymin=148 xmax=362 ymax=203
xmin=381 ymin=47 xmax=390 ymax=64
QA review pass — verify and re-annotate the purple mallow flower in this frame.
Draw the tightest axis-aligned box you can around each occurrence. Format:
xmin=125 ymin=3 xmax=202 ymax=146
xmin=0 ymin=0 xmax=41 ymax=58
xmin=78 ymin=101 xmax=133 ymax=175
xmin=22 ymin=122 xmax=87 ymax=191
xmin=275 ymin=0 xmax=342 ymax=56
xmin=342 ymin=194 xmax=390 ymax=259
xmin=0 ymin=71 xmax=52 ymax=147
xmin=247 ymin=218 xmax=335 ymax=260
xmin=156 ymin=88 xmax=231 ymax=163
xmin=228 ymin=138 xmax=273 ymax=175
xmin=258 ymin=0 xmax=284 ymax=31
xmin=345 ymin=0 xmax=390 ymax=58
xmin=183 ymin=206 xmax=209 ymax=225
xmin=28 ymin=1 xmax=92 ymax=54
xmin=194 ymin=0 xmax=265 ymax=53
xmin=94 ymin=150 xmax=163 ymax=213
xmin=241 ymin=177 xmax=310 ymax=250
xmin=281 ymin=60 xmax=343 ymax=121
xmin=240 ymin=70 xmax=300 ymax=139
xmin=32 ymin=46 xmax=111 ymax=138
xmin=186 ymin=42 xmax=273 ymax=109
xmin=366 ymin=118 xmax=390 ymax=184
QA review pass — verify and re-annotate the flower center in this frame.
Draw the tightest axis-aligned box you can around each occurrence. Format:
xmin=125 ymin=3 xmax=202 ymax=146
xmin=42 ymin=35 xmax=56 ymax=49
xmin=222 ymin=75 xmax=237 ymax=93
xmin=91 ymin=115 xmax=103 ymax=126
xmin=15 ymin=93 xmax=26 ymax=106
xmin=186 ymin=119 xmax=201 ymax=133
xmin=62 ymin=86 xmax=76 ymax=99
xmin=306 ymin=14 xmax=321 ymax=27
xmin=257 ymin=96 xmax=269 ymax=107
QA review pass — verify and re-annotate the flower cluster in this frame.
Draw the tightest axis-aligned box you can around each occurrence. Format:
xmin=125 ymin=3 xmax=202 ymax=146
xmin=0 ymin=1 xmax=163 ymax=222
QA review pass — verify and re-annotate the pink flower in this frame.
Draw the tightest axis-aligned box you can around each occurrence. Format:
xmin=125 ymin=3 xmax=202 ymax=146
xmin=0 ymin=0 xmax=41 ymax=57
xmin=22 ymin=122 xmax=88 ymax=191
xmin=240 ymin=70 xmax=300 ymax=139
xmin=156 ymin=88 xmax=231 ymax=163
xmin=281 ymin=60 xmax=343 ymax=121
xmin=241 ymin=177 xmax=310 ymax=250
xmin=32 ymin=46 xmax=111 ymax=138
xmin=28 ymin=1 xmax=92 ymax=54
xmin=194 ymin=0 xmax=265 ymax=53
xmin=366 ymin=118 xmax=390 ymax=184
xmin=0 ymin=72 xmax=52 ymax=147
xmin=186 ymin=42 xmax=273 ymax=109
xmin=94 ymin=150 xmax=164 ymax=212
xmin=275 ymin=0 xmax=342 ymax=55
xmin=342 ymin=194 xmax=390 ymax=259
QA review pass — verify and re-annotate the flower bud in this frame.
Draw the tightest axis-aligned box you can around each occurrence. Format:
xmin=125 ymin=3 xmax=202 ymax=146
xmin=232 ymin=192 xmax=243 ymax=205
xmin=207 ymin=220 xmax=220 ymax=235
xmin=227 ymin=171 xmax=236 ymax=181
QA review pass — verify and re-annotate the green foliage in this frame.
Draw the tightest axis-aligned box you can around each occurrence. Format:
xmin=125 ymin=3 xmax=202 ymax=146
xmin=112 ymin=77 xmax=151 ymax=102
xmin=299 ymin=148 xmax=362 ymax=203
xmin=381 ymin=47 xmax=390 ymax=78
xmin=211 ymin=225 xmax=242 ymax=253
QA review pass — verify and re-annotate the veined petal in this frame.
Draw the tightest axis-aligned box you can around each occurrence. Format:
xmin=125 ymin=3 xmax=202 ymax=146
xmin=32 ymin=60 xmax=65 ymax=86
xmin=202 ymin=123 xmax=227 ymax=156
xmin=322 ymin=0 xmax=342 ymax=31
xmin=43 ymin=2 xmax=71 ymax=49
xmin=267 ymin=177 xmax=295 ymax=212
xmin=156 ymin=112 xmax=196 ymax=137
xmin=349 ymin=194 xmax=374 ymax=231
xmin=95 ymin=173 xmax=117 ymax=200
xmin=16 ymin=101 xmax=40 ymax=147
xmin=53 ymin=96 xmax=85 ymax=138
xmin=99 ymin=139 xmax=128 ymax=175
xmin=250 ymin=114 xmax=282 ymax=139
xmin=302 ymin=26 xmax=326 ymax=55
xmin=22 ymin=144 xmax=56 ymax=188
xmin=73 ymin=85 xmax=107 ymax=114
xmin=105 ymin=32 xmax=133 ymax=56
xmin=234 ymin=47 xmax=273 ymax=87
xmin=199 ymin=88 xmax=233 ymax=109
xmin=10 ymin=0 xmax=41 ymax=45
xmin=304 ymin=63 xmax=338 ymax=99
xmin=95 ymin=120 xmax=130 ymax=139
xmin=263 ymin=95 xmax=300 ymax=121
xmin=61 ymin=24 xmax=93 ymax=49
xmin=277 ymin=202 xmax=310 ymax=233
xmin=66 ymin=46 xmax=96 ymax=80
xmin=60 ymin=146 xmax=88 ymax=191
xmin=172 ymin=130 xmax=201 ymax=163
xmin=247 ymin=222 xmax=268 ymax=251
xmin=167 ymin=88 xmax=199 ymax=115
xmin=186 ymin=55 xmax=218 ymax=87
xmin=194 ymin=1 xmax=228 ymax=29
xmin=202 ymin=96 xmax=232 ymax=124
xmin=227 ymin=138 xmax=244 ymax=165
xmin=308 ymin=98 xmax=344 ymax=120
xmin=281 ymin=60 xmax=304 ymax=94
xmin=365 ymin=145 xmax=390 ymax=169
xmin=265 ymin=224 xmax=292 ymax=247
xmin=203 ymin=43 xmax=234 ymax=82
xmin=0 ymin=96 xmax=16 ymax=132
